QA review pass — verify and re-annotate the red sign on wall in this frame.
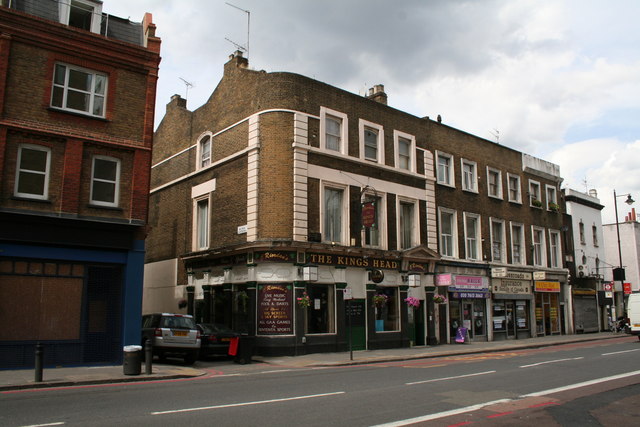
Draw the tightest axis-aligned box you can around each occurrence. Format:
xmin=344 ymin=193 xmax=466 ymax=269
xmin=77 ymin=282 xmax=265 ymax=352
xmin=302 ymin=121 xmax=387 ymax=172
xmin=624 ymin=283 xmax=632 ymax=295
xmin=361 ymin=201 xmax=376 ymax=228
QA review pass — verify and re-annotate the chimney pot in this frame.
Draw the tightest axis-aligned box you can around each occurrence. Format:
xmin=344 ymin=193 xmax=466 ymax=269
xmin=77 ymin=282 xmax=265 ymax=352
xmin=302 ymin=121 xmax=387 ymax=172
xmin=366 ymin=84 xmax=387 ymax=105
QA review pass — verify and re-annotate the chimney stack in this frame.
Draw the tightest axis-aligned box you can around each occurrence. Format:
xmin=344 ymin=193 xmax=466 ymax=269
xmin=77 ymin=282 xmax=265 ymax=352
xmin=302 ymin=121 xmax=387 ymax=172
xmin=366 ymin=84 xmax=387 ymax=105
xmin=167 ymin=94 xmax=187 ymax=111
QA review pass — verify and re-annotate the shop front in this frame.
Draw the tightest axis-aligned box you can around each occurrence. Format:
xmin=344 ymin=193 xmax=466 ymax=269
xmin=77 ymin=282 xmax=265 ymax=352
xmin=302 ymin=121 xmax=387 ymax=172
xmin=438 ymin=274 xmax=490 ymax=343
xmin=535 ymin=281 xmax=562 ymax=335
xmin=491 ymin=271 xmax=533 ymax=340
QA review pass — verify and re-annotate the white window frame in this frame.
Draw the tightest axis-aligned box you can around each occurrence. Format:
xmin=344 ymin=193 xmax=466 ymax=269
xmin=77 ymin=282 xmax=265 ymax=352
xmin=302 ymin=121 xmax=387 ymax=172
xmin=51 ymin=63 xmax=107 ymax=118
xmin=320 ymin=107 xmax=348 ymax=155
xmin=436 ymin=151 xmax=454 ymax=187
xmin=58 ymin=0 xmax=102 ymax=33
xmin=592 ymin=225 xmax=599 ymax=247
xmin=549 ymin=229 xmax=561 ymax=268
xmin=532 ymin=226 xmax=547 ymax=267
xmin=487 ymin=167 xmax=503 ymax=199
xmin=359 ymin=119 xmax=384 ymax=163
xmin=197 ymin=133 xmax=212 ymax=170
xmin=490 ymin=218 xmax=506 ymax=263
xmin=463 ymin=212 xmax=481 ymax=261
xmin=193 ymin=195 xmax=211 ymax=251
xmin=394 ymin=130 xmax=416 ymax=172
xmin=14 ymin=144 xmax=51 ymax=200
xmin=90 ymin=155 xmax=120 ymax=207
xmin=322 ymin=183 xmax=348 ymax=245
xmin=529 ymin=180 xmax=541 ymax=207
xmin=579 ymin=221 xmax=585 ymax=245
xmin=361 ymin=191 xmax=387 ymax=250
xmin=510 ymin=222 xmax=526 ymax=265
xmin=546 ymin=185 xmax=557 ymax=210
xmin=438 ymin=207 xmax=458 ymax=258
xmin=461 ymin=159 xmax=478 ymax=193
xmin=507 ymin=173 xmax=522 ymax=204
xmin=397 ymin=197 xmax=419 ymax=250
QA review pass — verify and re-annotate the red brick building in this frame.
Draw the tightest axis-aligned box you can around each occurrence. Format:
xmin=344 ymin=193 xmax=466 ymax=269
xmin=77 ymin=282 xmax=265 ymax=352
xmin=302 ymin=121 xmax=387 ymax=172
xmin=146 ymin=52 xmax=568 ymax=357
xmin=0 ymin=0 xmax=160 ymax=368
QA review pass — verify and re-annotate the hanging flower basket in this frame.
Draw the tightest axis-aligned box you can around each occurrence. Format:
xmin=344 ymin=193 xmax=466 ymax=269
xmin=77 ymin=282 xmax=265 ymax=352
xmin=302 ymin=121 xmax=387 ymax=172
xmin=297 ymin=291 xmax=311 ymax=308
xmin=404 ymin=296 xmax=421 ymax=308
xmin=433 ymin=294 xmax=448 ymax=304
xmin=372 ymin=294 xmax=389 ymax=308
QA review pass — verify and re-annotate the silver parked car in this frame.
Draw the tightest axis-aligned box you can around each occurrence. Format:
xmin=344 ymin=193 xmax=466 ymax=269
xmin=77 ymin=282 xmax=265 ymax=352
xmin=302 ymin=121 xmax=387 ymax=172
xmin=142 ymin=313 xmax=201 ymax=365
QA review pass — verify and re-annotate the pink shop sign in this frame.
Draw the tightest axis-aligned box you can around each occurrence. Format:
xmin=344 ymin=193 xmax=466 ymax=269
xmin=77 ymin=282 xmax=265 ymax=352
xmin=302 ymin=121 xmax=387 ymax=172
xmin=454 ymin=275 xmax=486 ymax=290
xmin=436 ymin=273 xmax=452 ymax=286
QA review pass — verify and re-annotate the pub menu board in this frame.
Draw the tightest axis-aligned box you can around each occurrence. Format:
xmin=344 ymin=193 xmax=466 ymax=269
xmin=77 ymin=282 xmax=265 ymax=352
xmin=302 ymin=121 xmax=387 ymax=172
xmin=257 ymin=284 xmax=293 ymax=335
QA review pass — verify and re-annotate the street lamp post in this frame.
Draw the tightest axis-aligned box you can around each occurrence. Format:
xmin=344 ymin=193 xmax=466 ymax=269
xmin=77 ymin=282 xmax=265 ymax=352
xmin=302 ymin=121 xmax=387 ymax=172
xmin=613 ymin=190 xmax=634 ymax=318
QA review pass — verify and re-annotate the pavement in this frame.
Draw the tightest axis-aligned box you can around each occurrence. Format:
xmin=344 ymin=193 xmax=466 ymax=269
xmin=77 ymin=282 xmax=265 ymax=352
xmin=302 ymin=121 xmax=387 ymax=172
xmin=1 ymin=331 xmax=632 ymax=392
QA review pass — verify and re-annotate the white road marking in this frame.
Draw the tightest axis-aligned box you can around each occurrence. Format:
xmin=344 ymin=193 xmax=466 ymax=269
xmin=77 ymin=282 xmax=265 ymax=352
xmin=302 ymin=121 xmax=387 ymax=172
xmin=20 ymin=423 xmax=65 ymax=427
xmin=602 ymin=348 xmax=640 ymax=356
xmin=376 ymin=370 xmax=640 ymax=426
xmin=405 ymin=370 xmax=496 ymax=385
xmin=259 ymin=369 xmax=294 ymax=374
xmin=151 ymin=391 xmax=345 ymax=415
xmin=520 ymin=357 xmax=583 ymax=368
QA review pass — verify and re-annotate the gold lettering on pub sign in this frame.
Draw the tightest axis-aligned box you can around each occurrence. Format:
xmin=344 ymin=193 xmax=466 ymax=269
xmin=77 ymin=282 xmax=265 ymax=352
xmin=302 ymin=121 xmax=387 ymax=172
xmin=307 ymin=253 xmax=398 ymax=270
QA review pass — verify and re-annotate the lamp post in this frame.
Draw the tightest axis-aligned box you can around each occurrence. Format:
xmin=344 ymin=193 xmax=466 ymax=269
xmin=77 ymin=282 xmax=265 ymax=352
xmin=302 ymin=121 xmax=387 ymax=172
xmin=613 ymin=190 xmax=634 ymax=318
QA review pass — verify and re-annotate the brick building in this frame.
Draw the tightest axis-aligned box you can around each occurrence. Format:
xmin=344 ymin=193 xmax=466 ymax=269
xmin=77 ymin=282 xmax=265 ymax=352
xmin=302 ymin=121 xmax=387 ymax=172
xmin=0 ymin=0 xmax=160 ymax=368
xmin=146 ymin=52 xmax=568 ymax=357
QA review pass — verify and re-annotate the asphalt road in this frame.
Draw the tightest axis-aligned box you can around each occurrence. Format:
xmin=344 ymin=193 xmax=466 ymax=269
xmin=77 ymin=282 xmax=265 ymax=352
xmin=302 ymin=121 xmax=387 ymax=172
xmin=2 ymin=337 xmax=639 ymax=426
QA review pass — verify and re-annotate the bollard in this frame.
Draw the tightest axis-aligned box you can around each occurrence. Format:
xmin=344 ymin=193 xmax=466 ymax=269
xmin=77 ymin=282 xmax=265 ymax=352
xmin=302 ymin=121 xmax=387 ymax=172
xmin=144 ymin=340 xmax=153 ymax=375
xmin=35 ymin=342 xmax=44 ymax=382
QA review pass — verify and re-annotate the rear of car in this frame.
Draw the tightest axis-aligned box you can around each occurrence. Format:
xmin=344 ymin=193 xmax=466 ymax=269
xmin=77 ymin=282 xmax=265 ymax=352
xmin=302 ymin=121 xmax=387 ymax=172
xmin=142 ymin=313 xmax=201 ymax=364
xmin=197 ymin=323 xmax=240 ymax=358
xmin=628 ymin=293 xmax=640 ymax=340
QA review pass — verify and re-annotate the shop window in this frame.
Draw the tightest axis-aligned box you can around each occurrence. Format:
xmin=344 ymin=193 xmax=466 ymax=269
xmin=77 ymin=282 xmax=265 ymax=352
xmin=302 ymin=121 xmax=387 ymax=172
xmin=374 ymin=287 xmax=399 ymax=332
xmin=15 ymin=144 xmax=51 ymax=200
xmin=536 ymin=293 xmax=560 ymax=335
xmin=90 ymin=155 xmax=120 ymax=207
xmin=516 ymin=301 xmax=529 ymax=330
xmin=306 ymin=284 xmax=335 ymax=334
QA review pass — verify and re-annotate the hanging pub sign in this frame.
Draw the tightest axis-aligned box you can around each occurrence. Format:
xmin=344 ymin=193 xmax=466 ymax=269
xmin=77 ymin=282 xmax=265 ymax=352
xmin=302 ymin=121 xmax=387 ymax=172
xmin=361 ymin=201 xmax=376 ymax=229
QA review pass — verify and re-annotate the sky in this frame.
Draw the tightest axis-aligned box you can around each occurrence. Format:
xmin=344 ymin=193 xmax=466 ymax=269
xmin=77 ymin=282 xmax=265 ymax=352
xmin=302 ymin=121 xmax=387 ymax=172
xmin=105 ymin=0 xmax=640 ymax=224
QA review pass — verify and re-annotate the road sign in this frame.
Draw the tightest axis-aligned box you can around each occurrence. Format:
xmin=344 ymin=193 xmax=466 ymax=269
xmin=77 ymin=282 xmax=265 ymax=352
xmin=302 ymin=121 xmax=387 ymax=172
xmin=604 ymin=282 xmax=613 ymax=291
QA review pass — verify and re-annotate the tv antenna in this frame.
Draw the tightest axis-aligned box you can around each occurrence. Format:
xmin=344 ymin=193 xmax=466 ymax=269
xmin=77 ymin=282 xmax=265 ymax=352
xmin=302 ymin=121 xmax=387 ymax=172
xmin=225 ymin=2 xmax=250 ymax=57
xmin=489 ymin=128 xmax=500 ymax=144
xmin=179 ymin=77 xmax=194 ymax=100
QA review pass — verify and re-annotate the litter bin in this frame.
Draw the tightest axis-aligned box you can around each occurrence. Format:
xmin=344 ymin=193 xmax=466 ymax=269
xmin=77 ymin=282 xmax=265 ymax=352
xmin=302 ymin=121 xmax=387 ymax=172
xmin=123 ymin=345 xmax=142 ymax=375
xmin=234 ymin=334 xmax=255 ymax=365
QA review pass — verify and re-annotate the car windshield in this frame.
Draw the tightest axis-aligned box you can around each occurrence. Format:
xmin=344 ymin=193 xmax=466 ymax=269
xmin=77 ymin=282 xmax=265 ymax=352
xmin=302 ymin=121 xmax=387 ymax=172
xmin=160 ymin=316 xmax=196 ymax=329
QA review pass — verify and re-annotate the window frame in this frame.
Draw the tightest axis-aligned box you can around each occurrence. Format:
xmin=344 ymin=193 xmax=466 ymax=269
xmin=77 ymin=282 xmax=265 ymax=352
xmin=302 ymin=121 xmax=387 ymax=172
xmin=487 ymin=167 xmax=503 ymax=199
xmin=592 ymin=225 xmax=599 ymax=247
xmin=197 ymin=133 xmax=212 ymax=170
xmin=438 ymin=207 xmax=458 ymax=258
xmin=507 ymin=173 xmax=522 ymax=204
xmin=463 ymin=212 xmax=481 ymax=261
xmin=89 ymin=155 xmax=120 ymax=207
xmin=394 ymin=130 xmax=416 ymax=172
xmin=193 ymin=195 xmax=211 ymax=251
xmin=436 ymin=151 xmax=454 ymax=187
xmin=358 ymin=119 xmax=384 ymax=164
xmin=461 ymin=158 xmax=478 ymax=193
xmin=322 ymin=183 xmax=348 ymax=245
xmin=490 ymin=218 xmax=506 ymax=263
xmin=374 ymin=287 xmax=400 ymax=332
xmin=58 ymin=0 xmax=102 ymax=33
xmin=579 ymin=221 xmax=586 ymax=245
xmin=532 ymin=226 xmax=547 ymax=267
xmin=320 ymin=107 xmax=348 ymax=155
xmin=397 ymin=197 xmax=419 ymax=250
xmin=510 ymin=222 xmax=526 ymax=265
xmin=529 ymin=180 xmax=542 ymax=207
xmin=14 ymin=144 xmax=52 ymax=200
xmin=51 ymin=63 xmax=107 ymax=118
xmin=305 ymin=284 xmax=336 ymax=334
xmin=546 ymin=185 xmax=558 ymax=210
xmin=361 ymin=191 xmax=386 ymax=250
xmin=549 ymin=229 xmax=561 ymax=268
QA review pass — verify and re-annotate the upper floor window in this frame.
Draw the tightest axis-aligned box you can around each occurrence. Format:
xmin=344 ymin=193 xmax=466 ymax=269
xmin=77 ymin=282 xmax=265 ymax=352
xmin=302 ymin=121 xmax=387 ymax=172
xmin=195 ymin=197 xmax=210 ymax=250
xmin=532 ymin=226 xmax=546 ymax=267
xmin=90 ymin=156 xmax=120 ymax=207
xmin=436 ymin=152 xmax=454 ymax=186
xmin=463 ymin=212 xmax=481 ymax=261
xmin=320 ymin=107 xmax=348 ymax=154
xmin=398 ymin=198 xmax=418 ymax=250
xmin=507 ymin=173 xmax=522 ymax=203
xmin=438 ymin=208 xmax=457 ymax=257
xmin=51 ymin=63 xmax=107 ymax=118
xmin=362 ymin=193 xmax=385 ymax=249
xmin=592 ymin=225 xmax=599 ymax=247
xmin=394 ymin=130 xmax=415 ymax=172
xmin=359 ymin=119 xmax=383 ymax=163
xmin=198 ymin=135 xmax=212 ymax=169
xmin=323 ymin=185 xmax=347 ymax=244
xmin=14 ymin=144 xmax=51 ymax=200
xmin=529 ymin=180 xmax=541 ymax=207
xmin=549 ymin=230 xmax=561 ymax=268
xmin=461 ymin=159 xmax=478 ymax=192
xmin=546 ymin=185 xmax=558 ymax=210
xmin=487 ymin=168 xmax=502 ymax=199
xmin=59 ymin=0 xmax=102 ymax=33
xmin=491 ymin=219 xmax=506 ymax=263
xmin=579 ymin=221 xmax=586 ymax=245
xmin=510 ymin=222 xmax=525 ymax=265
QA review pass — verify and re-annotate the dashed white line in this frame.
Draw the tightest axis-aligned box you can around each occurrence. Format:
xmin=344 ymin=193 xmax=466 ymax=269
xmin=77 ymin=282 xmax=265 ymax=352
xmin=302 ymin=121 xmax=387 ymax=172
xmin=151 ymin=391 xmax=345 ymax=415
xmin=20 ymin=423 xmax=65 ymax=427
xmin=520 ymin=357 xmax=583 ymax=368
xmin=406 ymin=370 xmax=496 ymax=385
xmin=602 ymin=348 xmax=640 ymax=356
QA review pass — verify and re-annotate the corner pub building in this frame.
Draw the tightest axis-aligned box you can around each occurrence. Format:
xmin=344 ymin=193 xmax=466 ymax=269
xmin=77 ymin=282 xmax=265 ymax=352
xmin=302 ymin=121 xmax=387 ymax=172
xmin=144 ymin=51 xmax=570 ymax=357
